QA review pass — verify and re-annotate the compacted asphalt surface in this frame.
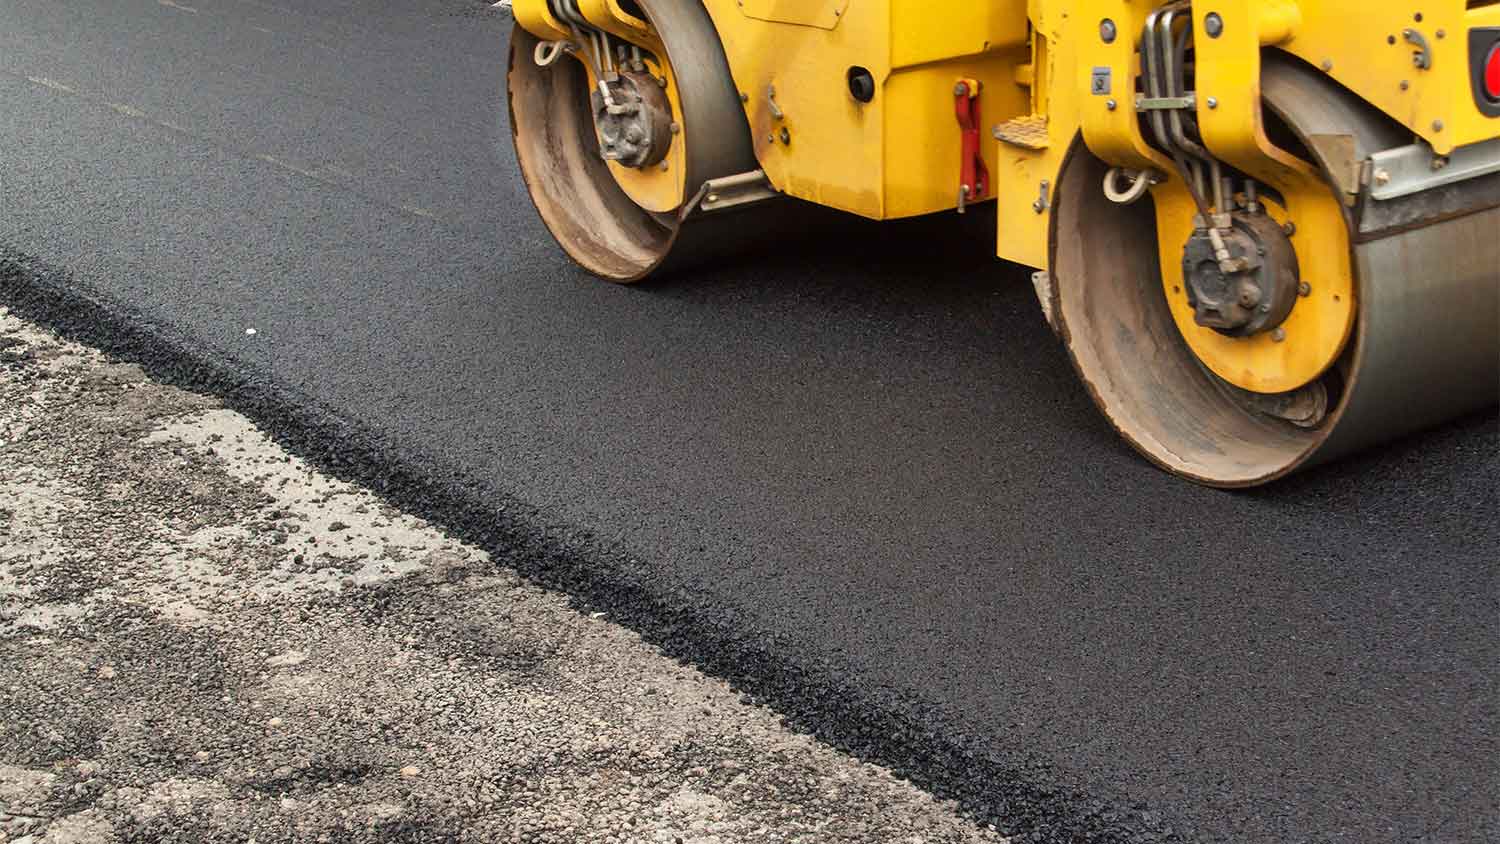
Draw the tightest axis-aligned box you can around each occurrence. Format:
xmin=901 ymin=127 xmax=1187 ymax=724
xmin=1 ymin=1 xmax=1495 ymax=841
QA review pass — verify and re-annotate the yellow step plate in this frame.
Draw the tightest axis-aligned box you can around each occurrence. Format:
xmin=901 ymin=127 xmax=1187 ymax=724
xmin=993 ymin=115 xmax=1048 ymax=150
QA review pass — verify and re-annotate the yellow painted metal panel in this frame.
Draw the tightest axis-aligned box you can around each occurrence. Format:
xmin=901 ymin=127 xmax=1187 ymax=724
xmin=704 ymin=0 xmax=890 ymax=217
xmin=1186 ymin=0 xmax=1355 ymax=391
xmin=889 ymin=0 xmax=1029 ymax=68
xmin=1076 ymin=0 xmax=1174 ymax=173
xmin=1278 ymin=3 xmax=1500 ymax=155
xmin=736 ymin=0 xmax=851 ymax=31
xmin=582 ymin=57 xmax=689 ymax=213
xmin=1152 ymin=186 xmax=1355 ymax=394
xmin=577 ymin=0 xmax=658 ymax=45
xmin=991 ymin=24 xmax=1069 ymax=271
xmin=512 ymin=0 xmax=570 ymax=42
xmin=704 ymin=0 xmax=1033 ymax=220
xmin=882 ymin=52 xmax=1031 ymax=218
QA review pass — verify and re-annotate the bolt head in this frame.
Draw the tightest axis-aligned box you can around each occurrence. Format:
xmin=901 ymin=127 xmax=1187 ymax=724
xmin=1106 ymin=98 xmax=1117 ymax=111
xmin=1373 ymin=168 xmax=1392 ymax=186
xmin=1282 ymin=222 xmax=1296 ymax=236
xmin=1298 ymin=281 xmax=1311 ymax=297
xmin=1100 ymin=18 xmax=1117 ymax=43
xmin=1271 ymin=328 xmax=1287 ymax=342
xmin=1321 ymin=59 xmax=1334 ymax=71
xmin=780 ymin=127 xmax=791 ymax=144
xmin=1432 ymin=119 xmax=1444 ymax=132
xmin=1204 ymin=12 xmax=1224 ymax=37
xmin=1206 ymin=96 xmax=1218 ymax=109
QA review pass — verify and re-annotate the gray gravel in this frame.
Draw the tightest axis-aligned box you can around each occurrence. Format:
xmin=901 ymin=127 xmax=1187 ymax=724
xmin=0 ymin=308 xmax=1005 ymax=844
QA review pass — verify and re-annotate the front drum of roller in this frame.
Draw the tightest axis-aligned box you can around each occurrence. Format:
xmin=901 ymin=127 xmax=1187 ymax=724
xmin=1047 ymin=57 xmax=1499 ymax=487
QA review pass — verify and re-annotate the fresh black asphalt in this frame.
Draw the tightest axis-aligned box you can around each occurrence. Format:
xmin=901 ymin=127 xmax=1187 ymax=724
xmin=1 ymin=1 xmax=1495 ymax=841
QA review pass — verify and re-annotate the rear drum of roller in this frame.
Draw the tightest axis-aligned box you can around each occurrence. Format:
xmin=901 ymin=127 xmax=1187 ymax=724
xmin=507 ymin=1 xmax=771 ymax=283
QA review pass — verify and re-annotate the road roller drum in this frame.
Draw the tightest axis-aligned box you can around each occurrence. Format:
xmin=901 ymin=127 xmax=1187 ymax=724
xmin=505 ymin=0 xmax=1500 ymax=486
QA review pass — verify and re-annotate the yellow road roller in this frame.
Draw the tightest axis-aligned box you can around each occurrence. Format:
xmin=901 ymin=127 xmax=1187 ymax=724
xmin=506 ymin=0 xmax=1500 ymax=486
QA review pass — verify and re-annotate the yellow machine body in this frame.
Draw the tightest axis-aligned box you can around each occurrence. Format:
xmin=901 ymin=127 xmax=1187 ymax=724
xmin=698 ymin=0 xmax=1030 ymax=219
xmin=506 ymin=0 xmax=1500 ymax=486
xmin=513 ymin=0 xmax=1499 ymax=255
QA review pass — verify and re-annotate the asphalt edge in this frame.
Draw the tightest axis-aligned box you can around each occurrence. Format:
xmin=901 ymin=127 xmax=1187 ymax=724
xmin=0 ymin=246 xmax=1187 ymax=844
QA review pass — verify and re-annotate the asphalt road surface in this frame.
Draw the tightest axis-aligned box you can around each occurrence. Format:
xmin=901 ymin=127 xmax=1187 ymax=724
xmin=1 ymin=311 xmax=1001 ymax=844
xmin=0 ymin=0 xmax=1495 ymax=841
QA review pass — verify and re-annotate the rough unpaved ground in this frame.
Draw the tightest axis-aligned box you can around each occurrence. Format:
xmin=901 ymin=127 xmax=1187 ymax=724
xmin=0 ymin=309 xmax=1004 ymax=844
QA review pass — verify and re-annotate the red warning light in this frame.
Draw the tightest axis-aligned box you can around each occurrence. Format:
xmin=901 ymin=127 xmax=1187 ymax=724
xmin=1486 ymin=42 xmax=1500 ymax=101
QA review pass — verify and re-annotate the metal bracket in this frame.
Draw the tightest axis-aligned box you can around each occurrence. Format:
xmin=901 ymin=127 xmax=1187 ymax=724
xmin=1367 ymin=138 xmax=1500 ymax=201
xmin=1032 ymin=179 xmax=1050 ymax=213
xmin=765 ymin=84 xmax=784 ymax=120
xmin=954 ymin=79 xmax=989 ymax=214
xmin=1304 ymin=133 xmax=1364 ymax=204
xmin=1031 ymin=271 xmax=1058 ymax=334
xmin=1402 ymin=28 xmax=1431 ymax=70
xmin=684 ymin=169 xmax=779 ymax=217
xmin=1135 ymin=94 xmax=1196 ymax=111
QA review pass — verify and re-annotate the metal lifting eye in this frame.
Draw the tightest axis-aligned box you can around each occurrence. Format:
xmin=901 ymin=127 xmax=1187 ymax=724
xmin=533 ymin=39 xmax=572 ymax=67
xmin=1102 ymin=167 xmax=1155 ymax=204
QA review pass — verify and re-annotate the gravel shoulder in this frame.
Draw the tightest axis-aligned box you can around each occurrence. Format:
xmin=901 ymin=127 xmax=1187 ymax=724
xmin=0 ymin=308 xmax=1005 ymax=844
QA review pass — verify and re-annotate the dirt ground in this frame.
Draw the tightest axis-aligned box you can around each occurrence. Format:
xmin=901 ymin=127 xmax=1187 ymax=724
xmin=0 ymin=308 xmax=1005 ymax=843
